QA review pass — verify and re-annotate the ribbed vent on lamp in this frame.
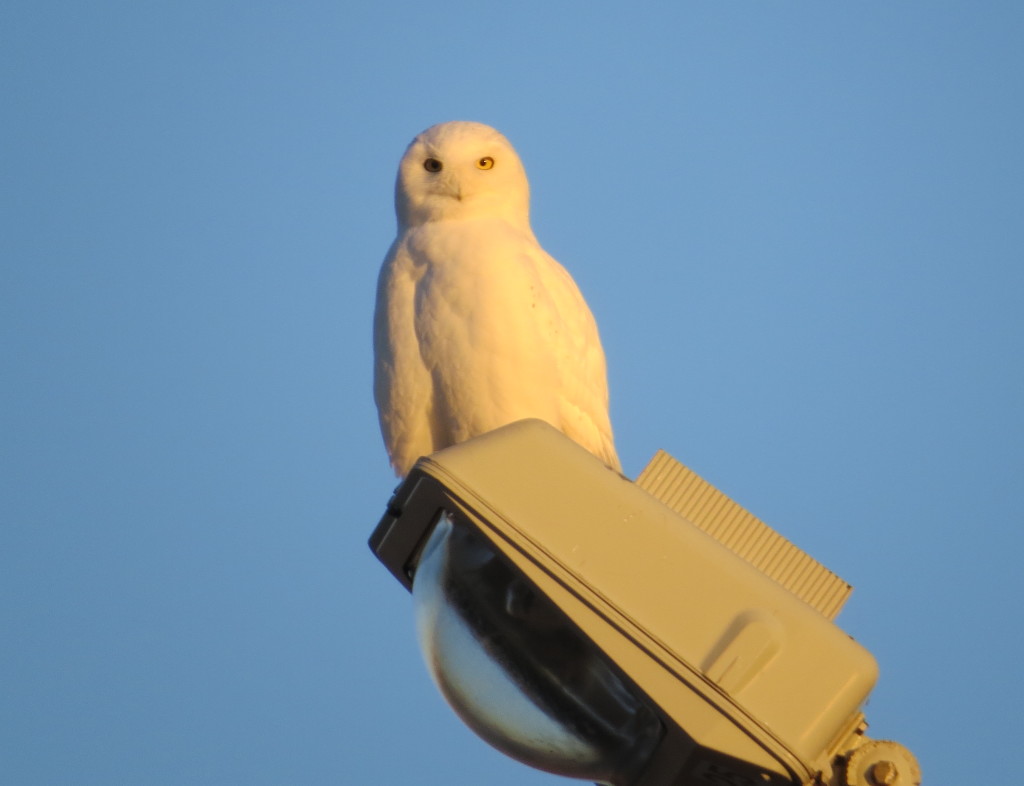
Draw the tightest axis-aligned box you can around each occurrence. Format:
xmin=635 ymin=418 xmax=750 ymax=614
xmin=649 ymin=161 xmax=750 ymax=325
xmin=635 ymin=451 xmax=851 ymax=620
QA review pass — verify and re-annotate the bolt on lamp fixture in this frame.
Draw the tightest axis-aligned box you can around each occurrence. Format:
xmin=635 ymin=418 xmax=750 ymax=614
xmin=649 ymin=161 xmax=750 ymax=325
xmin=369 ymin=419 xmax=920 ymax=786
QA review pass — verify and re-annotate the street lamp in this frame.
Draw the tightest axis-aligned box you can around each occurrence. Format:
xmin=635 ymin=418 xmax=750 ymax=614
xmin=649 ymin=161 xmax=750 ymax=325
xmin=369 ymin=419 xmax=919 ymax=785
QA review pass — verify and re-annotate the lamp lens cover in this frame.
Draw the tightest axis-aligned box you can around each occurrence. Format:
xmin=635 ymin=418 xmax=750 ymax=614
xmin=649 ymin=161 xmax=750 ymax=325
xmin=412 ymin=512 xmax=663 ymax=782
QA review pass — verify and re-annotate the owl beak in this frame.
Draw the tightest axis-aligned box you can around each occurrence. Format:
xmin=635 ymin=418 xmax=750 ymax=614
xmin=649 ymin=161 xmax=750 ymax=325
xmin=431 ymin=176 xmax=463 ymax=201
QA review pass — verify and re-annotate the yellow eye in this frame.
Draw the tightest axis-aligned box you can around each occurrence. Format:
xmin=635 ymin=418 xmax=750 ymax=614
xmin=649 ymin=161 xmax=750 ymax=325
xmin=476 ymin=156 xmax=494 ymax=170
xmin=423 ymin=158 xmax=443 ymax=172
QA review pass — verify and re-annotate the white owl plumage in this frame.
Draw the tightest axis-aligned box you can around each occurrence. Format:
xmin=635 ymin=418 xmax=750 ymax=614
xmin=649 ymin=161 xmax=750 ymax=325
xmin=373 ymin=121 xmax=619 ymax=476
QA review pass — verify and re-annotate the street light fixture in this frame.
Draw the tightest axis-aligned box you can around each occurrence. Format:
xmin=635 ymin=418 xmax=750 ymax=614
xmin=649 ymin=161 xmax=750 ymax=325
xmin=369 ymin=419 xmax=920 ymax=786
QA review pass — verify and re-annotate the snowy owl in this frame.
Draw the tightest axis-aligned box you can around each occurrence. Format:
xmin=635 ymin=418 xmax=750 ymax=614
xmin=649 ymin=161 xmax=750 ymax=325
xmin=373 ymin=121 xmax=620 ymax=476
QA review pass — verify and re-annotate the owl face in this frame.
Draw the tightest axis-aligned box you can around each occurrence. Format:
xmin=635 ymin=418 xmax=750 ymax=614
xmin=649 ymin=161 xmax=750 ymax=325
xmin=395 ymin=121 xmax=531 ymax=229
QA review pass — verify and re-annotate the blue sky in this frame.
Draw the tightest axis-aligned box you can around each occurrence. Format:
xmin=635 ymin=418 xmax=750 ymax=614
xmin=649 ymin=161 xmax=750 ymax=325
xmin=2 ymin=2 xmax=1021 ymax=783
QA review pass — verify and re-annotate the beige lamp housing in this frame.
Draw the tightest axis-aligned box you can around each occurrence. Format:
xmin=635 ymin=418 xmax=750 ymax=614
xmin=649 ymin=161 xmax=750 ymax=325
xmin=370 ymin=419 xmax=919 ymax=786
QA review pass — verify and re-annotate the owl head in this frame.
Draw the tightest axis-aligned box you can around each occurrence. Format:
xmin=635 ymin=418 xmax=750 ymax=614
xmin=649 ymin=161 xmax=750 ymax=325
xmin=394 ymin=121 xmax=532 ymax=229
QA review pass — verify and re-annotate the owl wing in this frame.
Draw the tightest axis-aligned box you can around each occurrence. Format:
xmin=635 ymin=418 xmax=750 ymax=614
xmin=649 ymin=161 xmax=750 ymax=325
xmin=531 ymin=244 xmax=620 ymax=471
xmin=373 ymin=238 xmax=437 ymax=476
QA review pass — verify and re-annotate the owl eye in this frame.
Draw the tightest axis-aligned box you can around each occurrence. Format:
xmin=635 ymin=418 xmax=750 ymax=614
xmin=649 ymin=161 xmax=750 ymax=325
xmin=476 ymin=157 xmax=495 ymax=170
xmin=423 ymin=158 xmax=443 ymax=172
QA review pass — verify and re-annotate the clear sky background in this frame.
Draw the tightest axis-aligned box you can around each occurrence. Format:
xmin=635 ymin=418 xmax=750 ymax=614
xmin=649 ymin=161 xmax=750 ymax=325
xmin=3 ymin=2 xmax=1021 ymax=784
